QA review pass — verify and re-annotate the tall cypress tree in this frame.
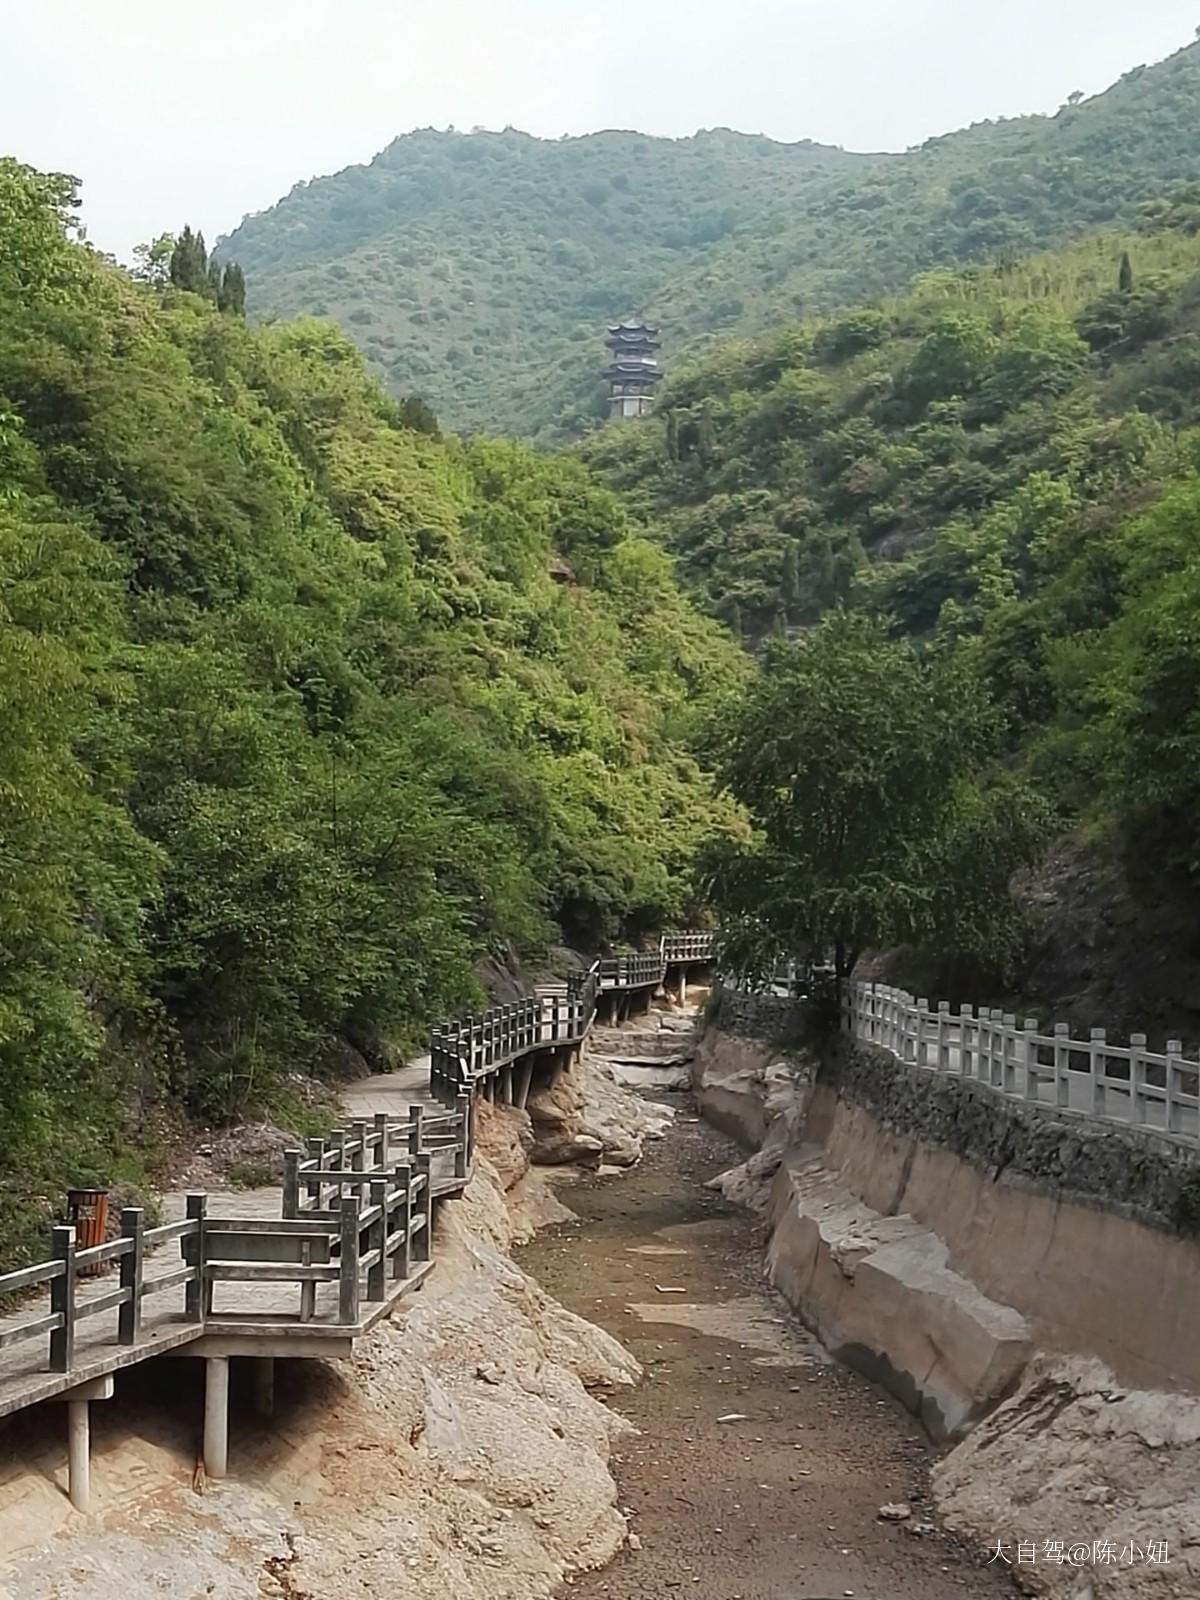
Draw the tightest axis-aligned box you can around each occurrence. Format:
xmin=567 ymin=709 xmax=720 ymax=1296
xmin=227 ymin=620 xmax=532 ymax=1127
xmin=218 ymin=262 xmax=247 ymax=317
xmin=168 ymin=226 xmax=210 ymax=295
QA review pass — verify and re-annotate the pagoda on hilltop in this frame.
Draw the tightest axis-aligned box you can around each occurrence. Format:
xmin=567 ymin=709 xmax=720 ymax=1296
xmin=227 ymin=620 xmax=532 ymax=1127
xmin=604 ymin=319 xmax=663 ymax=421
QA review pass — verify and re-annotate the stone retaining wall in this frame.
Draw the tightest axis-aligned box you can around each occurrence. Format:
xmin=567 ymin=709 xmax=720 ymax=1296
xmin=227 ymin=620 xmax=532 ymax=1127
xmin=827 ymin=1037 xmax=1200 ymax=1238
xmin=694 ymin=1001 xmax=1200 ymax=1431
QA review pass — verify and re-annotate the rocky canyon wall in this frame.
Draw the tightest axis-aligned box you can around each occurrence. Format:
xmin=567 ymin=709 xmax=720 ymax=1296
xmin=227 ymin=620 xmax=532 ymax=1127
xmin=694 ymin=993 xmax=1200 ymax=1597
xmin=0 ymin=1062 xmax=660 ymax=1600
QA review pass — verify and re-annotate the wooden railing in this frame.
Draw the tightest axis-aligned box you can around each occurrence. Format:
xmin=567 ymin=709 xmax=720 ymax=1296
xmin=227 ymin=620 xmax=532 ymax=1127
xmin=661 ymin=931 xmax=715 ymax=965
xmin=599 ymin=951 xmax=665 ymax=990
xmin=0 ymin=1213 xmax=202 ymax=1373
xmin=847 ymin=981 xmax=1200 ymax=1154
xmin=431 ymin=994 xmax=590 ymax=1099
xmin=430 ymin=931 xmax=712 ymax=1093
xmin=0 ymin=930 xmax=714 ymax=1380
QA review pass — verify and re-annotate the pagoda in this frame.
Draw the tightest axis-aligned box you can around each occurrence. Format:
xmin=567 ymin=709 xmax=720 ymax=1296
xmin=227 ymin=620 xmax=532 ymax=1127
xmin=604 ymin=319 xmax=663 ymax=421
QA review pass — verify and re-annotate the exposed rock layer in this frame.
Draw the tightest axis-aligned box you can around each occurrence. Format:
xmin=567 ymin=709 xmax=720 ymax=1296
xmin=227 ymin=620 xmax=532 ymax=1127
xmin=694 ymin=1000 xmax=1200 ymax=1597
xmin=0 ymin=1067 xmax=654 ymax=1599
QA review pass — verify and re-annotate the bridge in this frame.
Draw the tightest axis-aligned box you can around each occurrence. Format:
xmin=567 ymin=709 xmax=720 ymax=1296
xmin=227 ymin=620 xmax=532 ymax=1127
xmin=0 ymin=934 xmax=713 ymax=1512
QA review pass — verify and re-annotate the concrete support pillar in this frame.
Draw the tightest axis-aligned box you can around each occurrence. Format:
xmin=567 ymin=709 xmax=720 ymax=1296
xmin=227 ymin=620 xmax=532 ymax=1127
xmin=515 ymin=1060 xmax=534 ymax=1109
xmin=253 ymin=1356 xmax=275 ymax=1418
xmin=204 ymin=1356 xmax=230 ymax=1480
xmin=67 ymin=1399 xmax=90 ymax=1513
xmin=680 ymin=971 xmax=688 ymax=1007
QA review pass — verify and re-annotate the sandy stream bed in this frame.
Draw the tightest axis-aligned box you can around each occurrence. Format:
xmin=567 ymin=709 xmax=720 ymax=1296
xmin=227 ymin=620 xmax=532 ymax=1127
xmin=520 ymin=1103 xmax=1017 ymax=1600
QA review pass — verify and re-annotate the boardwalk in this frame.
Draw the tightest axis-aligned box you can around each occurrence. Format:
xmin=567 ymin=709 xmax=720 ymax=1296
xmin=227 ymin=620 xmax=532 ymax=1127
xmin=0 ymin=934 xmax=716 ymax=1507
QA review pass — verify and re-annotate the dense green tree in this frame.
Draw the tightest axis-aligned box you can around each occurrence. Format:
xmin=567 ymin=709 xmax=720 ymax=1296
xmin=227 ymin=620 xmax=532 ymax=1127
xmin=0 ymin=162 xmax=739 ymax=1258
xmin=702 ymin=612 xmax=1048 ymax=992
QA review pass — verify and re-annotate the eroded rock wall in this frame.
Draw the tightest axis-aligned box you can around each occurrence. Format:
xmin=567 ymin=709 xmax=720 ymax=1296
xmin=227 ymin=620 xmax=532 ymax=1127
xmin=695 ymin=996 xmax=1200 ymax=1596
xmin=0 ymin=1082 xmax=649 ymax=1600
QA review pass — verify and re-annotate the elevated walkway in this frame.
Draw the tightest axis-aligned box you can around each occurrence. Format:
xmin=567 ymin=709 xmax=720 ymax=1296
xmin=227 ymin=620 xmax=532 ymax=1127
xmin=0 ymin=932 xmax=715 ymax=1508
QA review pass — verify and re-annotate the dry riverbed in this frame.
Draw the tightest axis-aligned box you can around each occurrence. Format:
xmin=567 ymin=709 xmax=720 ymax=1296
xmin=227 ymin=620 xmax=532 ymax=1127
xmin=520 ymin=1101 xmax=1018 ymax=1600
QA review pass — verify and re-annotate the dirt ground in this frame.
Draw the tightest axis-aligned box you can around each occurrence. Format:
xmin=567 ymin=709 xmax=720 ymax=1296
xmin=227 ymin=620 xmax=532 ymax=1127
xmin=519 ymin=1101 xmax=1020 ymax=1600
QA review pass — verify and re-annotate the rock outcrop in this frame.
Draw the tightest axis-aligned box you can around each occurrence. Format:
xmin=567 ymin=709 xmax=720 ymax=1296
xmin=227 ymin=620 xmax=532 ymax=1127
xmin=766 ymin=1154 xmax=1031 ymax=1440
xmin=0 ymin=1078 xmax=650 ymax=1600
xmin=526 ymin=1032 xmax=676 ymax=1168
xmin=694 ymin=991 xmax=1200 ymax=1595
xmin=935 ymin=1357 xmax=1200 ymax=1598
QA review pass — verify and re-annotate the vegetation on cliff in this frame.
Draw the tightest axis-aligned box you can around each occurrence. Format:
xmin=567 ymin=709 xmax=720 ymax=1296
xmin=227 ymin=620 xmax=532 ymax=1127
xmin=0 ymin=158 xmax=738 ymax=1257
xmin=220 ymin=39 xmax=1200 ymax=438
xmin=593 ymin=197 xmax=1200 ymax=997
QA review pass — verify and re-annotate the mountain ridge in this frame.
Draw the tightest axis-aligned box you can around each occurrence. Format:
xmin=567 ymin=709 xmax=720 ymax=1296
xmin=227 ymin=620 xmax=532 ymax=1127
xmin=219 ymin=38 xmax=1200 ymax=439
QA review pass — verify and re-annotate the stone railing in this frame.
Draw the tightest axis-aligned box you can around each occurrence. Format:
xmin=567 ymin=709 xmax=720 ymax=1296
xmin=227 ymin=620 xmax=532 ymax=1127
xmin=431 ymin=931 xmax=714 ymax=1097
xmin=846 ymin=981 xmax=1200 ymax=1154
xmin=0 ymin=930 xmax=716 ymax=1379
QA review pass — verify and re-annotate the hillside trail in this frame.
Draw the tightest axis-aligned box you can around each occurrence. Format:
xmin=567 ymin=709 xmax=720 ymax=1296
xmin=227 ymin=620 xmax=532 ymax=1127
xmin=519 ymin=1099 xmax=1019 ymax=1600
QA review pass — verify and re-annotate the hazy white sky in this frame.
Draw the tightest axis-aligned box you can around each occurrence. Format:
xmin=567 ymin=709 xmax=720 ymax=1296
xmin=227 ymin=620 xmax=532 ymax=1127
xmin=4 ymin=1 xmax=1198 ymax=259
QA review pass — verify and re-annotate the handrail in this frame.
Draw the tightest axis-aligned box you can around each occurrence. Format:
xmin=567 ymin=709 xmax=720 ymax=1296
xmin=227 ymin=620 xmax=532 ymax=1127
xmin=432 ymin=930 xmax=712 ymax=1093
xmin=845 ymin=981 xmax=1200 ymax=1155
xmin=0 ymin=929 xmax=713 ymax=1379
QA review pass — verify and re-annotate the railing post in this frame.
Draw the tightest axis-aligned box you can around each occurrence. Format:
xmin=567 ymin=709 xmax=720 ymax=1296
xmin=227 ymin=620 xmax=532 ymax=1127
xmin=979 ymin=1006 xmax=992 ymax=1081
xmin=456 ymin=1093 xmax=471 ymax=1179
xmin=396 ymin=1158 xmax=416 ymax=1280
xmin=339 ymin=1196 xmax=361 ymax=1325
xmin=1166 ymin=1041 xmax=1183 ymax=1135
xmin=299 ymin=1238 xmax=315 ymax=1323
xmin=915 ymin=1000 xmax=928 ymax=1067
xmin=374 ymin=1111 xmax=389 ymax=1169
xmin=1089 ymin=1029 xmax=1107 ymax=1118
xmin=936 ymin=1001 xmax=950 ymax=1071
xmin=1054 ymin=1023 xmax=1071 ymax=1109
xmin=1022 ymin=1020 xmax=1039 ymax=1101
xmin=409 ymin=1102 xmax=424 ymax=1159
xmin=435 ymin=1030 xmax=448 ymax=1107
xmin=305 ymin=1137 xmax=324 ymax=1211
xmin=329 ymin=1129 xmax=346 ymax=1205
xmin=367 ymin=1180 xmax=387 ymax=1302
xmin=185 ymin=1193 xmax=208 ymax=1322
xmin=1002 ymin=1015 xmax=1017 ymax=1093
xmin=959 ymin=1005 xmax=974 ymax=1077
xmin=350 ymin=1119 xmax=368 ymax=1173
xmin=118 ymin=1207 xmax=144 ymax=1345
xmin=49 ymin=1226 xmax=76 ymax=1373
xmin=415 ymin=1153 xmax=433 ymax=1263
xmin=989 ymin=1009 xmax=1004 ymax=1084
xmin=1130 ymin=1034 xmax=1148 ymax=1126
xmin=283 ymin=1150 xmax=301 ymax=1219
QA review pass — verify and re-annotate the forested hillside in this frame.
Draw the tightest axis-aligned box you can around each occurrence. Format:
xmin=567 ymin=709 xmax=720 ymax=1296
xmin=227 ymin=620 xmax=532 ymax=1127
xmin=586 ymin=192 xmax=1200 ymax=1030
xmin=220 ymin=38 xmax=1200 ymax=439
xmin=0 ymin=159 xmax=739 ymax=1258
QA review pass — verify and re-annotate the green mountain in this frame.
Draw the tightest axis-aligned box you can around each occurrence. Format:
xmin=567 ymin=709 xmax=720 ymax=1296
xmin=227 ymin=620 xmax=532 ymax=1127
xmin=584 ymin=191 xmax=1200 ymax=1029
xmin=0 ymin=158 xmax=738 ymax=1259
xmin=220 ymin=39 xmax=1200 ymax=439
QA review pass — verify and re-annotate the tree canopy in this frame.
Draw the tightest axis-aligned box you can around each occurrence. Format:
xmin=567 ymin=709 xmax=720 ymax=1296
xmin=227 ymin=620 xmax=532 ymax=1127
xmin=0 ymin=157 xmax=740 ymax=1259
xmin=702 ymin=612 xmax=1048 ymax=989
